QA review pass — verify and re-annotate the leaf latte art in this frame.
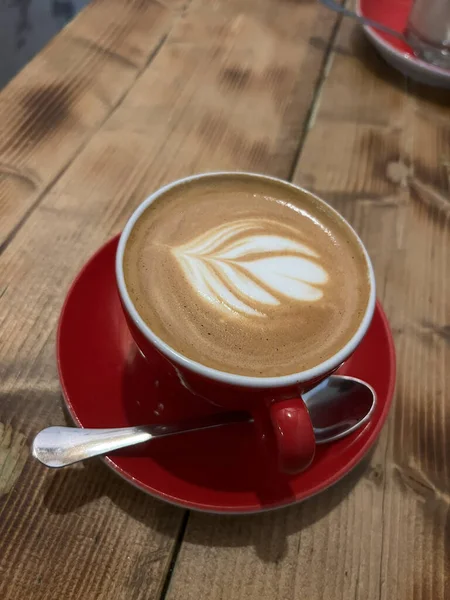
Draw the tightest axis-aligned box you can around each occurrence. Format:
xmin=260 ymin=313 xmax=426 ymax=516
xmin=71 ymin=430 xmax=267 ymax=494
xmin=123 ymin=174 xmax=371 ymax=376
xmin=172 ymin=219 xmax=329 ymax=317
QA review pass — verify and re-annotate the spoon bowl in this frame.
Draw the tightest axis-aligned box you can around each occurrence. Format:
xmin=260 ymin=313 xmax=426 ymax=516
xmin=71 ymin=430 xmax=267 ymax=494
xmin=304 ymin=375 xmax=376 ymax=444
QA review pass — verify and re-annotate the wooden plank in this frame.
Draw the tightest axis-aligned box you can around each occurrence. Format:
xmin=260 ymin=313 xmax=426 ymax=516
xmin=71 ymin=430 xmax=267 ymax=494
xmin=0 ymin=1 xmax=338 ymax=598
xmin=163 ymin=19 xmax=450 ymax=600
xmin=0 ymin=0 xmax=178 ymax=249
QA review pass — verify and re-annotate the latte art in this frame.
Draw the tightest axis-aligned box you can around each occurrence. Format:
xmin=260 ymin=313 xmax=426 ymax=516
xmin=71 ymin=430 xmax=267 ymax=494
xmin=172 ymin=219 xmax=328 ymax=317
xmin=123 ymin=174 xmax=371 ymax=377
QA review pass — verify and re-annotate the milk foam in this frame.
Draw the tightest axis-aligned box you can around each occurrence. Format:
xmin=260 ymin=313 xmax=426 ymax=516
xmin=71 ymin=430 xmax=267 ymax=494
xmin=123 ymin=174 xmax=371 ymax=377
xmin=173 ymin=219 xmax=328 ymax=317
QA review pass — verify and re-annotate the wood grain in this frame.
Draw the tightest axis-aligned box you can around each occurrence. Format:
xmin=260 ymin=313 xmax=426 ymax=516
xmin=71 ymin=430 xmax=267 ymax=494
xmin=164 ymin=19 xmax=450 ymax=600
xmin=0 ymin=0 xmax=338 ymax=598
xmin=0 ymin=0 xmax=178 ymax=249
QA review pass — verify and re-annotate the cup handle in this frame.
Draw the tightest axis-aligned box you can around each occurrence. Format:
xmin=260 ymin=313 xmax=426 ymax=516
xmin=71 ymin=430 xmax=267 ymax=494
xmin=269 ymin=398 xmax=316 ymax=474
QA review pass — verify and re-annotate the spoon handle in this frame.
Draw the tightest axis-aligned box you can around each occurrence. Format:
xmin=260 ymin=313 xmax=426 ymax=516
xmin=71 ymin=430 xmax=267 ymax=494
xmin=319 ymin=0 xmax=407 ymax=42
xmin=32 ymin=412 xmax=249 ymax=468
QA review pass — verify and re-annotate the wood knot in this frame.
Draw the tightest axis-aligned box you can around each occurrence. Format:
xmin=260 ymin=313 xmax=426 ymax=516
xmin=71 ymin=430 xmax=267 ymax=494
xmin=366 ymin=463 xmax=384 ymax=486
xmin=385 ymin=161 xmax=412 ymax=187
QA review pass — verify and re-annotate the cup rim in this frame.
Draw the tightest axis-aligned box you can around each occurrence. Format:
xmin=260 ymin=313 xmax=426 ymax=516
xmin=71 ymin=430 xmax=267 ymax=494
xmin=116 ymin=172 xmax=376 ymax=389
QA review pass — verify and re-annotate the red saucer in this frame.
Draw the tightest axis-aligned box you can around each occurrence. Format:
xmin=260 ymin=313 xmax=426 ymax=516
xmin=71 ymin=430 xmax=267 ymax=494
xmin=58 ymin=236 xmax=396 ymax=513
xmin=358 ymin=0 xmax=450 ymax=88
xmin=360 ymin=0 xmax=414 ymax=56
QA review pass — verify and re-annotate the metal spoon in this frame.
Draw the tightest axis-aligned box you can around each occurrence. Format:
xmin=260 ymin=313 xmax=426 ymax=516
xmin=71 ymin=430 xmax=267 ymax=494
xmin=304 ymin=375 xmax=376 ymax=444
xmin=319 ymin=0 xmax=410 ymax=45
xmin=32 ymin=375 xmax=376 ymax=468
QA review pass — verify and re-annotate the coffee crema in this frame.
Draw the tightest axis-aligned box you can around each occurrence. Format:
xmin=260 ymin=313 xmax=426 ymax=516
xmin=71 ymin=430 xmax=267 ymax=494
xmin=123 ymin=175 xmax=371 ymax=377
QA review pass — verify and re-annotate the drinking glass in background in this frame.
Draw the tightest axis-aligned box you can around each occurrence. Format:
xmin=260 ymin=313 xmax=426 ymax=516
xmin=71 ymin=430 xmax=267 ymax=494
xmin=405 ymin=0 xmax=450 ymax=69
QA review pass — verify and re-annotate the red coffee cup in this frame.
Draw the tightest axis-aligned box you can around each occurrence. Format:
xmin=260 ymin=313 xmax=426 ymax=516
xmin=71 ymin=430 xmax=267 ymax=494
xmin=116 ymin=173 xmax=376 ymax=474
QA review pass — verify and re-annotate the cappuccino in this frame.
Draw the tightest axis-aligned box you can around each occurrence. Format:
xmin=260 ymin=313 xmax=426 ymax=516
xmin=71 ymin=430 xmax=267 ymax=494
xmin=123 ymin=174 xmax=371 ymax=377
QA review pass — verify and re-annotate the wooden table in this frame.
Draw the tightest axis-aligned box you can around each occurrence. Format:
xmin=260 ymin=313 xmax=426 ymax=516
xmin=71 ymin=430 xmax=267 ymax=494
xmin=1 ymin=0 xmax=449 ymax=598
